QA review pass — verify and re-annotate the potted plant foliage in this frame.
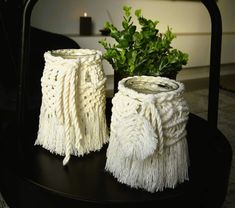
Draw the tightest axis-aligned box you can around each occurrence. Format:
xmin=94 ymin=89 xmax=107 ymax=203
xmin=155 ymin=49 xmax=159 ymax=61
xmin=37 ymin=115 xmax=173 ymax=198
xmin=99 ymin=6 xmax=189 ymax=91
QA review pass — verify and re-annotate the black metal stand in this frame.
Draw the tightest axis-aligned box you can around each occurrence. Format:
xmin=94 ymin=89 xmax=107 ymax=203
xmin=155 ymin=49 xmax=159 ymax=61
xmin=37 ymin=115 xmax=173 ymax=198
xmin=17 ymin=0 xmax=38 ymax=139
xmin=201 ymin=0 xmax=222 ymax=130
xmin=0 ymin=1 xmax=231 ymax=208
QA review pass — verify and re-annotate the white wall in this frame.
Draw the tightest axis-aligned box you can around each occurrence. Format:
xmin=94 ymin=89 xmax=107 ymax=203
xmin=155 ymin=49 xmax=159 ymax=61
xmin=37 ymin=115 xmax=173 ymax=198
xmin=31 ymin=0 xmax=235 ymax=70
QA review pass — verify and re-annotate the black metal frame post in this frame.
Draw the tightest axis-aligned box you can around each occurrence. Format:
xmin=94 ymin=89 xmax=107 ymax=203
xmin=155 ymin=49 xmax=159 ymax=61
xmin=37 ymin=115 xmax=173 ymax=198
xmin=17 ymin=0 xmax=38 ymax=137
xmin=201 ymin=0 xmax=222 ymax=130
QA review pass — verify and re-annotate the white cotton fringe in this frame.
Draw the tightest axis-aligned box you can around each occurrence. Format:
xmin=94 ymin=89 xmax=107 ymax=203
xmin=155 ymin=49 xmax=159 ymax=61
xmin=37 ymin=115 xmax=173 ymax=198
xmin=105 ymin=76 xmax=190 ymax=193
xmin=35 ymin=49 xmax=109 ymax=165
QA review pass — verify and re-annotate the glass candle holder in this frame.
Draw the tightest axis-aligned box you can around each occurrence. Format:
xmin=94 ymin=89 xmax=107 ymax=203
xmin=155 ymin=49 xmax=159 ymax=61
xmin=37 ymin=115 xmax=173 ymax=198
xmin=106 ymin=75 xmax=190 ymax=192
xmin=35 ymin=49 xmax=108 ymax=166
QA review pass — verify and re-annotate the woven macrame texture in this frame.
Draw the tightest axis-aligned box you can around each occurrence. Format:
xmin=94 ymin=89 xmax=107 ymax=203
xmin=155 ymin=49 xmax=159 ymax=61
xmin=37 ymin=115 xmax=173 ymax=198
xmin=106 ymin=76 xmax=190 ymax=192
xmin=35 ymin=49 xmax=109 ymax=165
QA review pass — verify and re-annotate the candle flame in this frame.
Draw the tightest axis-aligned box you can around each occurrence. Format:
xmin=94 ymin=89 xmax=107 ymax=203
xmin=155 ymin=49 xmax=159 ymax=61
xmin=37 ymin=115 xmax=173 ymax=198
xmin=84 ymin=12 xmax=87 ymax=17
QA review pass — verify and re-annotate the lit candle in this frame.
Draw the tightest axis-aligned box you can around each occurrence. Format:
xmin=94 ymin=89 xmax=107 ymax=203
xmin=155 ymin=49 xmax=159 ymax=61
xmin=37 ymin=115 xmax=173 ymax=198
xmin=80 ymin=12 xmax=92 ymax=35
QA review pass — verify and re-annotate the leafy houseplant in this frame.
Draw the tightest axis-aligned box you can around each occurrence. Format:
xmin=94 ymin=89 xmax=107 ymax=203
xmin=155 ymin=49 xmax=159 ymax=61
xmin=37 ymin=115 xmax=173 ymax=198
xmin=99 ymin=6 xmax=188 ymax=83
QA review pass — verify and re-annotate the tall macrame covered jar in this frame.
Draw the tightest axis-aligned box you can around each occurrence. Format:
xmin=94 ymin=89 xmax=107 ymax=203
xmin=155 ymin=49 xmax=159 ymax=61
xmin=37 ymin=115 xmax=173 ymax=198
xmin=35 ymin=49 xmax=108 ymax=165
xmin=106 ymin=76 xmax=190 ymax=192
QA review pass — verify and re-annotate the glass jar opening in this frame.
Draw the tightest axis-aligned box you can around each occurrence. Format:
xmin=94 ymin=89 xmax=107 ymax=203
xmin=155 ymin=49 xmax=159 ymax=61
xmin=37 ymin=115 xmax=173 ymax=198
xmin=51 ymin=49 xmax=97 ymax=59
xmin=124 ymin=77 xmax=179 ymax=94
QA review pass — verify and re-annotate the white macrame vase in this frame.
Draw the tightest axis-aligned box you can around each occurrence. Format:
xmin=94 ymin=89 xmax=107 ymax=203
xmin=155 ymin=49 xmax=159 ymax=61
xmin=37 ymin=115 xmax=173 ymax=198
xmin=106 ymin=76 xmax=190 ymax=192
xmin=35 ymin=49 xmax=109 ymax=165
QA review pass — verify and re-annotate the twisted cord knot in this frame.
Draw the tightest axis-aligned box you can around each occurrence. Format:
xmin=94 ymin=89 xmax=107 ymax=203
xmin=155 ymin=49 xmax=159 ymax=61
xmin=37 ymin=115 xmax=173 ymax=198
xmin=143 ymin=95 xmax=156 ymax=105
xmin=139 ymin=96 xmax=164 ymax=155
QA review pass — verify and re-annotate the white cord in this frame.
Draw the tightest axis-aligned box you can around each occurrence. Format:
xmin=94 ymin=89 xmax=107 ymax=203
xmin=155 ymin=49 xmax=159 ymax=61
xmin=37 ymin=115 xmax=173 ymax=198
xmin=106 ymin=76 xmax=190 ymax=192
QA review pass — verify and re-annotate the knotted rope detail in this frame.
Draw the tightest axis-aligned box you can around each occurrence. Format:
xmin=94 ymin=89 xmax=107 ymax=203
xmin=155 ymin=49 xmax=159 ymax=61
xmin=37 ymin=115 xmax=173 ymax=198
xmin=36 ymin=49 xmax=109 ymax=165
xmin=106 ymin=76 xmax=190 ymax=192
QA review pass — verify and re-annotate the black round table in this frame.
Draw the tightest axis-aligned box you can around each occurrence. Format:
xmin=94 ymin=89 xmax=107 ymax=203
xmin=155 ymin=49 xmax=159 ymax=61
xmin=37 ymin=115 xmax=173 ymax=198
xmin=0 ymin=103 xmax=232 ymax=208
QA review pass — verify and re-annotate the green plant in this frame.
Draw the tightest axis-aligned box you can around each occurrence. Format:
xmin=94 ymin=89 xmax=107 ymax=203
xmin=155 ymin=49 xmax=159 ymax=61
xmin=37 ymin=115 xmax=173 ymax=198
xmin=99 ymin=6 xmax=189 ymax=78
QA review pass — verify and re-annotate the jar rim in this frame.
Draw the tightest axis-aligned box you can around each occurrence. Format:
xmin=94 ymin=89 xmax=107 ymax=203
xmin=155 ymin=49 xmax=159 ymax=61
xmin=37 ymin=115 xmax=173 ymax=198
xmin=51 ymin=49 xmax=97 ymax=59
xmin=124 ymin=76 xmax=179 ymax=95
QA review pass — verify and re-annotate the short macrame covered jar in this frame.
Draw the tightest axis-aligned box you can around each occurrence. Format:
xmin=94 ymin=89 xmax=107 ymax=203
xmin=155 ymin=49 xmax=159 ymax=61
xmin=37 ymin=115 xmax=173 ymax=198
xmin=106 ymin=76 xmax=190 ymax=192
xmin=35 ymin=49 xmax=109 ymax=165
